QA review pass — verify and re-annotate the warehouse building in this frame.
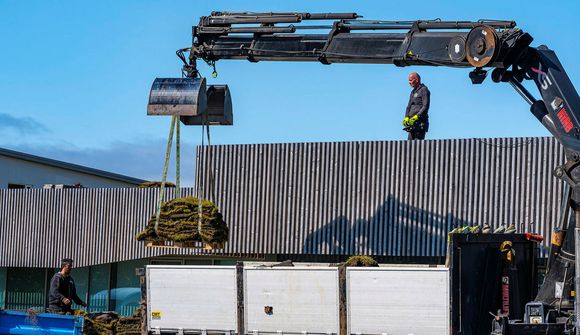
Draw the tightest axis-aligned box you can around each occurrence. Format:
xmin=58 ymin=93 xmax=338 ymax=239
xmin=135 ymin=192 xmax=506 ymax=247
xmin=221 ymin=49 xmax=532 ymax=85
xmin=0 ymin=147 xmax=146 ymax=189
xmin=0 ymin=137 xmax=566 ymax=315
xmin=0 ymin=146 xmax=148 ymax=314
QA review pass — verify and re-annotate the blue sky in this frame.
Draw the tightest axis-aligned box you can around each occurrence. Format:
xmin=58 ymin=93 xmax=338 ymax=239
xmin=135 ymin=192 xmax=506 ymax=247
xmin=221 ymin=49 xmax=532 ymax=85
xmin=0 ymin=0 xmax=578 ymax=184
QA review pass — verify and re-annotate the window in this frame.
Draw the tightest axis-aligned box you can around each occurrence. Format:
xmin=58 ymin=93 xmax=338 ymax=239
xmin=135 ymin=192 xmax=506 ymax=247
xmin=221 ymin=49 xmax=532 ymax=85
xmin=150 ymin=259 xmax=183 ymax=265
xmin=0 ymin=268 xmax=6 ymax=308
xmin=6 ymin=268 xmax=45 ymax=311
xmin=113 ymin=259 xmax=148 ymax=316
xmin=214 ymin=259 xmax=237 ymax=266
xmin=149 ymin=258 xmax=230 ymax=265
xmin=88 ymin=264 xmax=110 ymax=312
xmin=183 ymin=259 xmax=213 ymax=265
xmin=7 ymin=183 xmax=32 ymax=189
xmin=71 ymin=266 xmax=89 ymax=308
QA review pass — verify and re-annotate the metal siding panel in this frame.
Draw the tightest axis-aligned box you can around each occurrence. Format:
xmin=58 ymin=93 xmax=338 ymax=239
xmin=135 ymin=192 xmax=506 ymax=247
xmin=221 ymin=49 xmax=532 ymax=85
xmin=392 ymin=140 xmax=401 ymax=257
xmin=370 ymin=142 xmax=380 ymax=255
xmin=257 ymin=144 xmax=266 ymax=255
xmin=377 ymin=142 xmax=387 ymax=256
xmin=425 ymin=140 xmax=434 ymax=256
xmin=271 ymin=144 xmax=281 ymax=255
xmin=320 ymin=142 xmax=329 ymax=255
xmin=431 ymin=140 xmax=442 ymax=256
xmin=332 ymin=143 xmax=342 ymax=256
xmin=0 ymin=137 xmax=569 ymax=266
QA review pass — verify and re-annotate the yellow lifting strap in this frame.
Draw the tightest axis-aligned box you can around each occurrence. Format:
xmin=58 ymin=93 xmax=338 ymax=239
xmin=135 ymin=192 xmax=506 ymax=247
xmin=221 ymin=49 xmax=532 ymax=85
xmin=196 ymin=111 xmax=215 ymax=237
xmin=154 ymin=115 xmax=181 ymax=235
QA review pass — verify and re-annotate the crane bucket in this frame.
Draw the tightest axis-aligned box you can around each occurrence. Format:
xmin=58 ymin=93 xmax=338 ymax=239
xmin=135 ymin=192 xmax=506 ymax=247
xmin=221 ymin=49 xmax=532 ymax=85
xmin=181 ymin=85 xmax=233 ymax=126
xmin=147 ymin=77 xmax=208 ymax=116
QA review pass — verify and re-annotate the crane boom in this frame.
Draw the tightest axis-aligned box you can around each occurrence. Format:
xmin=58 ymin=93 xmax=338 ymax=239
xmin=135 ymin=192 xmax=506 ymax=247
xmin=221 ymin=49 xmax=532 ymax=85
xmin=190 ymin=13 xmax=516 ymax=67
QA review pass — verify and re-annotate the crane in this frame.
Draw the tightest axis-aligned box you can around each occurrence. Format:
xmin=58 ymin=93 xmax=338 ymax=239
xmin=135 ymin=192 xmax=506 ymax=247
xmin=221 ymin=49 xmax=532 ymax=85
xmin=146 ymin=12 xmax=580 ymax=334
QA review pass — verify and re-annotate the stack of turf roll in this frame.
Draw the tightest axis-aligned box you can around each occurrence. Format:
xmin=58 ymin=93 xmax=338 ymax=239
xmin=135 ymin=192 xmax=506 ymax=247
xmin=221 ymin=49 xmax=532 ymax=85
xmin=77 ymin=311 xmax=118 ymax=335
xmin=138 ymin=181 xmax=176 ymax=188
xmin=344 ymin=255 xmax=379 ymax=267
xmin=75 ymin=310 xmax=142 ymax=335
xmin=115 ymin=313 xmax=141 ymax=335
xmin=136 ymin=196 xmax=228 ymax=245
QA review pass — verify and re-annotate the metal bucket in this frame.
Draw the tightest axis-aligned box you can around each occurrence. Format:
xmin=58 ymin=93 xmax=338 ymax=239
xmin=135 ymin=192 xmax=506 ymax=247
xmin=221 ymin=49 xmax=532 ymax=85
xmin=181 ymin=85 xmax=233 ymax=126
xmin=147 ymin=77 xmax=208 ymax=116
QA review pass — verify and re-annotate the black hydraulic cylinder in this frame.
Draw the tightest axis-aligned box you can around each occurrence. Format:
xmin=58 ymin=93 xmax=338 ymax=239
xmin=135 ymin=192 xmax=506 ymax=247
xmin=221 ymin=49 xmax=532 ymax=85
xmin=417 ymin=20 xmax=514 ymax=29
xmin=343 ymin=20 xmax=515 ymax=30
xmin=206 ymin=16 xmax=301 ymax=25
xmin=307 ymin=13 xmax=358 ymax=20
xmin=209 ymin=12 xmax=358 ymax=20
xmin=198 ymin=26 xmax=296 ymax=34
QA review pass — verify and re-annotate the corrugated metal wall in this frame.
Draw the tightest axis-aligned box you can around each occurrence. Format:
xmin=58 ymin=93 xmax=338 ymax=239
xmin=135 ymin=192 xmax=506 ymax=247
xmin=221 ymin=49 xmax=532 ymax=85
xmin=196 ymin=137 xmax=566 ymax=257
xmin=0 ymin=137 xmax=567 ymax=267
xmin=0 ymin=188 xmax=236 ymax=268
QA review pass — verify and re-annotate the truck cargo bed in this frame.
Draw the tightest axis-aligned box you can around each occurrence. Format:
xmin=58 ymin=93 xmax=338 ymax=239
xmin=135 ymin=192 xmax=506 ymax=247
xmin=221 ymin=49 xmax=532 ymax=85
xmin=0 ymin=310 xmax=83 ymax=335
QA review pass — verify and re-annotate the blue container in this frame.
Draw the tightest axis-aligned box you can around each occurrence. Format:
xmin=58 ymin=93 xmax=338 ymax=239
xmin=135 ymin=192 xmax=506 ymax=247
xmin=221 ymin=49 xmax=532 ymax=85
xmin=0 ymin=310 xmax=83 ymax=335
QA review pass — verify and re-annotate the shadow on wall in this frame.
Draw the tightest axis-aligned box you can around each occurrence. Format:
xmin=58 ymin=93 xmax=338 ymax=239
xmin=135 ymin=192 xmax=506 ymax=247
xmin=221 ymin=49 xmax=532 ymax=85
xmin=302 ymin=194 xmax=474 ymax=257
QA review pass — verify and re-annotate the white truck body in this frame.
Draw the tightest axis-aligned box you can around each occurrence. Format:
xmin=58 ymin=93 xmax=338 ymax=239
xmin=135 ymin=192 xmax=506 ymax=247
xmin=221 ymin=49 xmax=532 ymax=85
xmin=147 ymin=265 xmax=237 ymax=332
xmin=245 ymin=267 xmax=340 ymax=334
xmin=146 ymin=264 xmax=449 ymax=335
xmin=347 ymin=267 xmax=449 ymax=335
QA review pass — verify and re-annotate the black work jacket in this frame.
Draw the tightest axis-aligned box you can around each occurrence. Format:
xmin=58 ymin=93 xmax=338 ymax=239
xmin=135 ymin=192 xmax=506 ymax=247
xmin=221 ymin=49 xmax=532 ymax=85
xmin=405 ymin=83 xmax=430 ymax=120
xmin=48 ymin=272 xmax=84 ymax=306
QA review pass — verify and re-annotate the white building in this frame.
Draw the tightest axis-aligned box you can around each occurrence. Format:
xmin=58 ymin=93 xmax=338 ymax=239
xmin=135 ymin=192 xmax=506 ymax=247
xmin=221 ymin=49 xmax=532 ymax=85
xmin=0 ymin=147 xmax=146 ymax=188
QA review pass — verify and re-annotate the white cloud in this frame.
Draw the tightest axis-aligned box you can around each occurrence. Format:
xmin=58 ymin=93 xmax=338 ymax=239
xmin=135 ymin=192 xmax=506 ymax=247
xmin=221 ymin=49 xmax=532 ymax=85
xmin=0 ymin=113 xmax=49 ymax=134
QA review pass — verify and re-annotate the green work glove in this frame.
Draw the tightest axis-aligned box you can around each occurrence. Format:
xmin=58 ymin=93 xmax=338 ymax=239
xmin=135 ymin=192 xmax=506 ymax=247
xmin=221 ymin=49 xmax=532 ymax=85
xmin=402 ymin=117 xmax=410 ymax=126
xmin=408 ymin=114 xmax=419 ymax=126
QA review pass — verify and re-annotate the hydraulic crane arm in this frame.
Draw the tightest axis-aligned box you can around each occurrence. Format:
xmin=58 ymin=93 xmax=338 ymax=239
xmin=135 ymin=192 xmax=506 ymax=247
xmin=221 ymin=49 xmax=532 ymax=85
xmin=180 ymin=12 xmax=580 ymax=176
xmin=189 ymin=13 xmax=517 ymax=67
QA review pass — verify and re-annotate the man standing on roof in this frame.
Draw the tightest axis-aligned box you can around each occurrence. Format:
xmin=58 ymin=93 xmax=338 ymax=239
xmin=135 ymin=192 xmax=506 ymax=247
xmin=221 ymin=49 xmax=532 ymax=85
xmin=402 ymin=72 xmax=431 ymax=140
xmin=48 ymin=258 xmax=87 ymax=314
